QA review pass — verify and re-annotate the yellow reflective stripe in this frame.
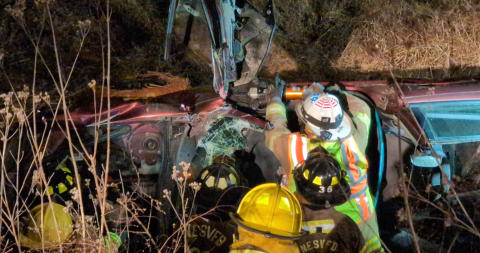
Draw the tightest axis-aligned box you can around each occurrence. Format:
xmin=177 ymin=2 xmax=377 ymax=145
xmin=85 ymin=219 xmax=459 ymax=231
xmin=66 ymin=175 xmax=73 ymax=185
xmin=267 ymin=130 xmax=288 ymax=150
xmin=365 ymin=236 xmax=382 ymax=252
xmin=57 ymin=182 xmax=68 ymax=194
xmin=302 ymin=219 xmax=335 ymax=234
xmin=355 ymin=112 xmax=370 ymax=127
xmin=266 ymin=103 xmax=286 ymax=118
xmin=267 ymin=107 xmax=286 ymax=116
xmin=47 ymin=186 xmax=54 ymax=195
xmin=360 ymin=244 xmax=368 ymax=253
xmin=58 ymin=165 xmax=71 ymax=173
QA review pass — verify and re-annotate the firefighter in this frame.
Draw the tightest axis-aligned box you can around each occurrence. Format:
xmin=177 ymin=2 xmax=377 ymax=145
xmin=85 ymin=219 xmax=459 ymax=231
xmin=294 ymin=146 xmax=367 ymax=252
xmin=264 ymin=82 xmax=383 ymax=252
xmin=19 ymin=202 xmax=73 ymax=249
xmin=187 ymin=154 xmax=247 ymax=253
xmin=39 ymin=156 xmax=76 ymax=198
xmin=229 ymin=183 xmax=302 ymax=253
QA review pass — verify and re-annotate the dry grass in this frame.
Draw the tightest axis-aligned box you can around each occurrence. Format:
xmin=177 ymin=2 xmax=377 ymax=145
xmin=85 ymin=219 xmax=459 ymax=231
xmin=333 ymin=0 xmax=480 ymax=79
xmin=0 ymin=1 xmax=162 ymax=252
xmin=0 ymin=2 xmax=211 ymax=252
xmin=249 ymin=0 xmax=480 ymax=81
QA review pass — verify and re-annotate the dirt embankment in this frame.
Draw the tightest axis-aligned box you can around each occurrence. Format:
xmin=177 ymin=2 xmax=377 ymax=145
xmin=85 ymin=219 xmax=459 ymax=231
xmin=3 ymin=0 xmax=480 ymax=94
xmin=253 ymin=0 xmax=480 ymax=82
xmin=333 ymin=0 xmax=480 ymax=80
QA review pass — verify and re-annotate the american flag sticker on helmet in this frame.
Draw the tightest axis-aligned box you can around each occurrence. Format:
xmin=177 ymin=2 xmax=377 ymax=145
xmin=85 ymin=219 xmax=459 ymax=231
xmin=313 ymin=96 xmax=338 ymax=109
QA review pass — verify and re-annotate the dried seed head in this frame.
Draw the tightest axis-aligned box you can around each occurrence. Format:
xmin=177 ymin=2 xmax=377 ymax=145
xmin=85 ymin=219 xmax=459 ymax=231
xmin=69 ymin=187 xmax=81 ymax=202
xmin=171 ymin=167 xmax=181 ymax=181
xmin=41 ymin=92 xmax=50 ymax=104
xmin=87 ymin=80 xmax=96 ymax=89
xmin=162 ymin=189 xmax=171 ymax=199
xmin=5 ymin=0 xmax=26 ymax=25
xmin=31 ymin=169 xmax=41 ymax=187
xmin=179 ymin=161 xmax=191 ymax=171
xmin=33 ymin=95 xmax=41 ymax=104
xmin=2 ymin=93 xmax=12 ymax=106
xmin=17 ymin=91 xmax=29 ymax=100
xmin=77 ymin=19 xmax=92 ymax=37
xmin=189 ymin=182 xmax=201 ymax=192
xmin=5 ymin=112 xmax=13 ymax=121
xmin=15 ymin=110 xmax=25 ymax=124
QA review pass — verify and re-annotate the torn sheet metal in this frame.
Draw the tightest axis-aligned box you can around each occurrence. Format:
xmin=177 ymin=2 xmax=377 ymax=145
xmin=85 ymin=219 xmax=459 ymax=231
xmin=97 ymin=72 xmax=190 ymax=99
xmin=165 ymin=0 xmax=276 ymax=98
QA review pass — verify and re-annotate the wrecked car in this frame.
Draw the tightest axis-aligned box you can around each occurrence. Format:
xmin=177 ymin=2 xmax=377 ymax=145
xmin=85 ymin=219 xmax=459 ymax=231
xmin=5 ymin=0 xmax=478 ymax=251
xmin=42 ymin=76 xmax=480 ymax=251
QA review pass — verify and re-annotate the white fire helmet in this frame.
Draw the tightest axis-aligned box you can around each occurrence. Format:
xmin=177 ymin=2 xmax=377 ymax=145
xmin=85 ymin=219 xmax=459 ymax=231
xmin=295 ymin=93 xmax=353 ymax=141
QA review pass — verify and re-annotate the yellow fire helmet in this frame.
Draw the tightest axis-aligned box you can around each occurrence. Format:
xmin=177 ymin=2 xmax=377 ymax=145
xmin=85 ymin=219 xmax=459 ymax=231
xmin=231 ymin=183 xmax=303 ymax=239
xmin=19 ymin=203 xmax=73 ymax=249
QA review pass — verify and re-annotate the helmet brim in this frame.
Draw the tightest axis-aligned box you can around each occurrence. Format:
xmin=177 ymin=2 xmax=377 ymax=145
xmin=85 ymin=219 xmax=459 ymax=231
xmin=19 ymin=233 xmax=45 ymax=249
xmin=295 ymin=102 xmax=353 ymax=141
xmin=19 ymin=228 xmax=71 ymax=250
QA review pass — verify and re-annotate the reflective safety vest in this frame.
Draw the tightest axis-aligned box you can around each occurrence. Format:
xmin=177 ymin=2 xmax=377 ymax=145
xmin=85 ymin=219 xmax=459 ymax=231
xmin=284 ymin=133 xmax=382 ymax=253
